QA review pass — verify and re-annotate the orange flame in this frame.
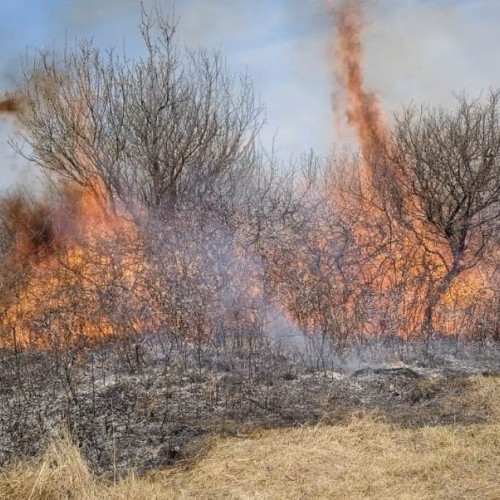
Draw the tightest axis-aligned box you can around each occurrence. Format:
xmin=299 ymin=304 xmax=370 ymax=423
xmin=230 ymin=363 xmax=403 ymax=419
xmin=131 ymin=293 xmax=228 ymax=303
xmin=328 ymin=0 xmax=388 ymax=164
xmin=0 ymin=181 xmax=150 ymax=348
xmin=323 ymin=0 xmax=494 ymax=338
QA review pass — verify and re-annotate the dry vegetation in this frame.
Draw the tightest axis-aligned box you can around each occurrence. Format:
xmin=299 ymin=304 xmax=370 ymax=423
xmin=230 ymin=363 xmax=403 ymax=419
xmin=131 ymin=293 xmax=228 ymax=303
xmin=0 ymin=2 xmax=500 ymax=498
xmin=1 ymin=3 xmax=500 ymax=358
xmin=0 ymin=376 xmax=498 ymax=500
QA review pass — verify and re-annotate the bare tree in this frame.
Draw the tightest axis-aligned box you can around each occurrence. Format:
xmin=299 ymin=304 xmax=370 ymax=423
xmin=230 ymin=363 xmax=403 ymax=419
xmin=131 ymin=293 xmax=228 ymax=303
xmin=12 ymin=5 xmax=263 ymax=216
xmin=390 ymin=90 xmax=500 ymax=335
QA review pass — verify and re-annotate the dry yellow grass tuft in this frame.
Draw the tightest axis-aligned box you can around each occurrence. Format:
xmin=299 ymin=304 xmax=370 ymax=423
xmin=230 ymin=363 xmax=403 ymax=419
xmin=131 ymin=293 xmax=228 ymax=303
xmin=1 ymin=376 xmax=499 ymax=500
xmin=0 ymin=434 xmax=99 ymax=500
xmin=459 ymin=375 xmax=500 ymax=423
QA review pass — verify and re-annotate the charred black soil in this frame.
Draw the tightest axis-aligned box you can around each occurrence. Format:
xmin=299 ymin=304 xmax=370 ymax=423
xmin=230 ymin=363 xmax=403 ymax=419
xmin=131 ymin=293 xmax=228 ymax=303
xmin=0 ymin=338 xmax=498 ymax=478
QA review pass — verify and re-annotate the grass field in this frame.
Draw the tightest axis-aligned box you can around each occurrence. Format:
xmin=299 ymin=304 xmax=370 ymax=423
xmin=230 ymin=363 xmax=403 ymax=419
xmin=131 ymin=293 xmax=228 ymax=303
xmin=1 ymin=376 xmax=499 ymax=500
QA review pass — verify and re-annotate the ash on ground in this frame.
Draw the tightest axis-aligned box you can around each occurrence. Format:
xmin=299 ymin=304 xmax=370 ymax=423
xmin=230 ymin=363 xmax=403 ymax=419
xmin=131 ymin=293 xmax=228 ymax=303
xmin=0 ymin=334 xmax=498 ymax=477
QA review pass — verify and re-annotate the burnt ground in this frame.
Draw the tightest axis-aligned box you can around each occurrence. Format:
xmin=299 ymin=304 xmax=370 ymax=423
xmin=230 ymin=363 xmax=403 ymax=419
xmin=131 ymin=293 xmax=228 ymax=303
xmin=0 ymin=336 xmax=498 ymax=477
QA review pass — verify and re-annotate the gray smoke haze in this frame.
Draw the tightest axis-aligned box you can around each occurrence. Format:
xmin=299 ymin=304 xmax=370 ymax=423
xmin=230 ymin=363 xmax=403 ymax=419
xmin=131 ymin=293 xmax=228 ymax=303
xmin=0 ymin=0 xmax=500 ymax=191
xmin=365 ymin=0 xmax=500 ymax=111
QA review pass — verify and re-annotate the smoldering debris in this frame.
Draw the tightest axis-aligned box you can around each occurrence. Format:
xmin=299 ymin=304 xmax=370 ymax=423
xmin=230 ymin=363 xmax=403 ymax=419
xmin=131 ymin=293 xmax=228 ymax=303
xmin=0 ymin=337 xmax=497 ymax=477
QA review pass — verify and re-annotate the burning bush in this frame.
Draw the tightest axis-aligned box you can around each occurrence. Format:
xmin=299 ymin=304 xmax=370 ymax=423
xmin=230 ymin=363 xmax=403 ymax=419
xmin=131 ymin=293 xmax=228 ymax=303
xmin=0 ymin=1 xmax=500 ymax=354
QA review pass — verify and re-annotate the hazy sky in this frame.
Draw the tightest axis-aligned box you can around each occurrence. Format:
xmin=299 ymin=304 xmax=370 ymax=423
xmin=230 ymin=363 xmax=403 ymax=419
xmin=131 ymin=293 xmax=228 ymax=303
xmin=1 ymin=0 xmax=500 ymax=190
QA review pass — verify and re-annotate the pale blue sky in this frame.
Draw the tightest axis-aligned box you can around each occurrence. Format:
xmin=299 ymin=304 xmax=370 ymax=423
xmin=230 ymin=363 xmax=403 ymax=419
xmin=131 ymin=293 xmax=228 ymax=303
xmin=1 ymin=0 xmax=500 ymax=190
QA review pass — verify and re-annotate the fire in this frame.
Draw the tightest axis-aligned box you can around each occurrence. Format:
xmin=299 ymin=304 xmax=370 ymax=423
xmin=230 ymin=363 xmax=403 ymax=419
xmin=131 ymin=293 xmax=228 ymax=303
xmin=262 ymin=0 xmax=499 ymax=345
xmin=323 ymin=0 xmax=493 ymax=338
xmin=327 ymin=0 xmax=388 ymax=164
xmin=0 ymin=173 xmax=268 ymax=348
xmin=0 ymin=2 xmax=497 ymax=352
xmin=0 ymin=181 xmax=150 ymax=348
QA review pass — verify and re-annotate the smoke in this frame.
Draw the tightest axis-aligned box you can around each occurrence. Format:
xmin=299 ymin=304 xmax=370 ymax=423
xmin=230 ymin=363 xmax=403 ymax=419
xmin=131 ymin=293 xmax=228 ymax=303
xmin=0 ymin=183 xmax=92 ymax=267
xmin=327 ymin=0 xmax=388 ymax=162
xmin=0 ymin=95 xmax=24 ymax=116
xmin=0 ymin=196 xmax=60 ymax=265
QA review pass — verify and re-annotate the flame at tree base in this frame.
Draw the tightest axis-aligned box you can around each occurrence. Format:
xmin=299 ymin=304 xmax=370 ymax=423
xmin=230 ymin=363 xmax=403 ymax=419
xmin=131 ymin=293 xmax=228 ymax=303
xmin=0 ymin=2 xmax=499 ymax=351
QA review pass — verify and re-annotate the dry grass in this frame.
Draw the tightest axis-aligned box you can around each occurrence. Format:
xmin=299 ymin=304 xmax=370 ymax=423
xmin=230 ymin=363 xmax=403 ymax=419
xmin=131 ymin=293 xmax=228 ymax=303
xmin=0 ymin=435 xmax=99 ymax=500
xmin=1 ymin=376 xmax=499 ymax=500
xmin=455 ymin=375 xmax=500 ymax=423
